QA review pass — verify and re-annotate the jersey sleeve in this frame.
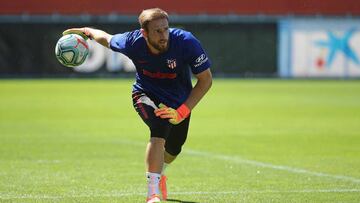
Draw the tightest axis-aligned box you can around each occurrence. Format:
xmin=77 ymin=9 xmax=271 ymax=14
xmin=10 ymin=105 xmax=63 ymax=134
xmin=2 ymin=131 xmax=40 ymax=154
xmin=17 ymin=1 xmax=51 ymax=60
xmin=109 ymin=32 xmax=133 ymax=55
xmin=184 ymin=33 xmax=211 ymax=74
xmin=110 ymin=30 xmax=141 ymax=57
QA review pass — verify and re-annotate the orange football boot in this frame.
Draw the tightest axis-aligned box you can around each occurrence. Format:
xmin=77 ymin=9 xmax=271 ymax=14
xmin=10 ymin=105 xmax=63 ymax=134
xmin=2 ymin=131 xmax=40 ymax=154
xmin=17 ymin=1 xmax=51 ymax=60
xmin=159 ymin=175 xmax=167 ymax=200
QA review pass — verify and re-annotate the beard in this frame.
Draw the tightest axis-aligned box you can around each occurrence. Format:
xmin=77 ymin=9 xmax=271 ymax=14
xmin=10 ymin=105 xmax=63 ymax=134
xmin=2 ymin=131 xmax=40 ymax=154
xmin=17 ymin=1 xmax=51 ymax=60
xmin=148 ymin=37 xmax=168 ymax=53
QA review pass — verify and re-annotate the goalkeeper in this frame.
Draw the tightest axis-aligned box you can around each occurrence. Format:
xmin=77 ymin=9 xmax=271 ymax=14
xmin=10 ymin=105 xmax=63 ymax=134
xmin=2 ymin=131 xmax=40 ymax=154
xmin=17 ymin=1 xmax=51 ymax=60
xmin=63 ymin=7 xmax=212 ymax=203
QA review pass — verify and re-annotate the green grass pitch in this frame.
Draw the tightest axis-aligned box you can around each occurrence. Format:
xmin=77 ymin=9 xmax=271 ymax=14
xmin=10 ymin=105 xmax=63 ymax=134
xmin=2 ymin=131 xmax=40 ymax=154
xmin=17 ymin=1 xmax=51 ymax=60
xmin=0 ymin=79 xmax=360 ymax=202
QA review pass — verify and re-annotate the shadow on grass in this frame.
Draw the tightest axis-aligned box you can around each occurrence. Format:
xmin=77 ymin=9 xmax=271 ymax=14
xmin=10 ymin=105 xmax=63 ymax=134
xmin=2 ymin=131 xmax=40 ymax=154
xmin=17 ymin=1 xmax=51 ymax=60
xmin=166 ymin=199 xmax=199 ymax=203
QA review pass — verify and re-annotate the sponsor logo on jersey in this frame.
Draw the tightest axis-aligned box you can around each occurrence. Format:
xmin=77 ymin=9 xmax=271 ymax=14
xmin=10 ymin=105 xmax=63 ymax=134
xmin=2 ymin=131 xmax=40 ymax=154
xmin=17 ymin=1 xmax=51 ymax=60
xmin=142 ymin=69 xmax=177 ymax=79
xmin=167 ymin=59 xmax=177 ymax=69
xmin=194 ymin=54 xmax=208 ymax=67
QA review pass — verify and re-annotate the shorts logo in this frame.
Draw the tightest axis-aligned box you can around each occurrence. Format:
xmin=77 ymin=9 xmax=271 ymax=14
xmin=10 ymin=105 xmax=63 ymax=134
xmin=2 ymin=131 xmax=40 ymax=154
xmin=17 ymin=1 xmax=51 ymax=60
xmin=194 ymin=54 xmax=208 ymax=67
xmin=167 ymin=59 xmax=177 ymax=69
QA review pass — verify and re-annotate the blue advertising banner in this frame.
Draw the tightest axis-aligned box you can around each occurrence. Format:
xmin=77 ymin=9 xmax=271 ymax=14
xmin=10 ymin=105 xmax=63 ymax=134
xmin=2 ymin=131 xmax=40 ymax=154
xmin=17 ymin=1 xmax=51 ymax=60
xmin=279 ymin=18 xmax=360 ymax=78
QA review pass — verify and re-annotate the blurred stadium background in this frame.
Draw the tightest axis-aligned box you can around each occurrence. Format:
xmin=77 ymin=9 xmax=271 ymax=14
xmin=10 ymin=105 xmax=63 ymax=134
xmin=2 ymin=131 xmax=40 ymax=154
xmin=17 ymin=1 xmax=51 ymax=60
xmin=1 ymin=0 xmax=360 ymax=78
xmin=1 ymin=1 xmax=360 ymax=202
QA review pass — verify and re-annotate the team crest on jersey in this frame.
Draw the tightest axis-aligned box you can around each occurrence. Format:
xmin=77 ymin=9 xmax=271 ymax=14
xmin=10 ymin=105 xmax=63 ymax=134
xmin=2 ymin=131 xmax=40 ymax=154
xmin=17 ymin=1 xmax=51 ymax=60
xmin=167 ymin=59 xmax=177 ymax=69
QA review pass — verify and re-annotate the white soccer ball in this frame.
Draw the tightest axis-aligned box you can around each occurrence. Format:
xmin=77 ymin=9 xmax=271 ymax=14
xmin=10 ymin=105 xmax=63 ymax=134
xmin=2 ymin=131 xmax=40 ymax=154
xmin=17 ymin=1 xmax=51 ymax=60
xmin=55 ymin=34 xmax=89 ymax=67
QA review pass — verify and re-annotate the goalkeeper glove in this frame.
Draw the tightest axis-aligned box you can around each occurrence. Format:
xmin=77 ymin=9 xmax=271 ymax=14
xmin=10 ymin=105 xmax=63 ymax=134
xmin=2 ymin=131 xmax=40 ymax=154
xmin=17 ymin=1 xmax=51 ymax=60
xmin=154 ymin=103 xmax=191 ymax=125
xmin=62 ymin=28 xmax=91 ymax=40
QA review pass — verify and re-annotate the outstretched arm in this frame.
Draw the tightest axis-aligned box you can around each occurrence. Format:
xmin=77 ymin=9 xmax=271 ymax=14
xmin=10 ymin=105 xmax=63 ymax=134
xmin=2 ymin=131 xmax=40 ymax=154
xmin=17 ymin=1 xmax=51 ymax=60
xmin=63 ymin=27 xmax=113 ymax=48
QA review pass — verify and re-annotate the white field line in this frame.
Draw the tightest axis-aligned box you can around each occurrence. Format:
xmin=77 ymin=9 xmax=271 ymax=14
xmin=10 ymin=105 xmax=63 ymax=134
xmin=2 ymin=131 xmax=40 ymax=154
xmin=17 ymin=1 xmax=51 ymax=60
xmin=118 ymin=140 xmax=360 ymax=184
xmin=2 ymin=140 xmax=359 ymax=200
xmin=184 ymin=149 xmax=360 ymax=184
xmin=1 ymin=189 xmax=360 ymax=200
xmin=116 ymin=139 xmax=360 ymax=184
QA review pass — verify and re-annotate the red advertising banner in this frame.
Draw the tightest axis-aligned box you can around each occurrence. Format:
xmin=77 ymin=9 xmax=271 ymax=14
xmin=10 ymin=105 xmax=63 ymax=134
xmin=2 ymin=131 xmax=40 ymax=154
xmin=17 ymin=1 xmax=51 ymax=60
xmin=1 ymin=0 xmax=360 ymax=15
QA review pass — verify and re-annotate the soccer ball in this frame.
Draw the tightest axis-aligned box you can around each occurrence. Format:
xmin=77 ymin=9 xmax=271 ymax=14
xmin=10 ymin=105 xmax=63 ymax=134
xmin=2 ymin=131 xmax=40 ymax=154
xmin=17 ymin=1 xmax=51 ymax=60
xmin=55 ymin=34 xmax=89 ymax=67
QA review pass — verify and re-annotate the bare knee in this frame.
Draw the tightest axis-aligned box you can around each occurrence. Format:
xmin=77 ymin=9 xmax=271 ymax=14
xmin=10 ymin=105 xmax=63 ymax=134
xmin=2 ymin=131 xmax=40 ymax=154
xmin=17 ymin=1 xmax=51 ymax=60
xmin=149 ymin=137 xmax=165 ymax=146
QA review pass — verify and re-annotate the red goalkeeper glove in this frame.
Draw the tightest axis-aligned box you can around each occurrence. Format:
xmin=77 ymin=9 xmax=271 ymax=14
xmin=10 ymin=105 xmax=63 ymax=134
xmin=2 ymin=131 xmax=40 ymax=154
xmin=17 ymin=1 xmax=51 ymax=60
xmin=154 ymin=103 xmax=191 ymax=125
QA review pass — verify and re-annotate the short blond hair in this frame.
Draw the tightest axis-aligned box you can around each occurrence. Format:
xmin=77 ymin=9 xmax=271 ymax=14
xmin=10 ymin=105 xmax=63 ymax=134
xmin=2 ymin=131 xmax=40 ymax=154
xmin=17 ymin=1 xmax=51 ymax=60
xmin=138 ymin=8 xmax=169 ymax=31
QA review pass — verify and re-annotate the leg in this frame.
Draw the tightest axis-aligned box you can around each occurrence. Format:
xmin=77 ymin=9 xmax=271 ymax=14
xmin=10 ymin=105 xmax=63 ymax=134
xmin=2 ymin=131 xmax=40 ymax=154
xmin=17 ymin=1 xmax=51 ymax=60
xmin=145 ymin=127 xmax=170 ymax=202
xmin=133 ymin=92 xmax=172 ymax=173
xmin=159 ymin=116 xmax=191 ymax=201
xmin=159 ymin=150 xmax=176 ymax=201
xmin=164 ymin=115 xmax=191 ymax=162
xmin=132 ymin=92 xmax=172 ymax=203
xmin=145 ymin=137 xmax=166 ymax=203
xmin=164 ymin=150 xmax=177 ymax=164
xmin=146 ymin=137 xmax=166 ymax=173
